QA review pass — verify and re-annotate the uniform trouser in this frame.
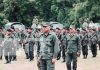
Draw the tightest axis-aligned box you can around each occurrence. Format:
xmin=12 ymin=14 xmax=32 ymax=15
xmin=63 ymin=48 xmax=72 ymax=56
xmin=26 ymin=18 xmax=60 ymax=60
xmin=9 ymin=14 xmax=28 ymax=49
xmin=4 ymin=50 xmax=12 ymax=62
xmin=57 ymin=47 xmax=61 ymax=59
xmin=0 ymin=47 xmax=3 ymax=59
xmin=66 ymin=52 xmax=77 ymax=70
xmin=12 ymin=48 xmax=17 ymax=60
xmin=24 ymin=45 xmax=29 ymax=58
xmin=29 ymin=45 xmax=34 ymax=60
xmin=61 ymin=46 xmax=65 ymax=60
xmin=40 ymin=59 xmax=55 ymax=70
xmin=91 ymin=44 xmax=97 ymax=56
xmin=82 ymin=45 xmax=88 ymax=57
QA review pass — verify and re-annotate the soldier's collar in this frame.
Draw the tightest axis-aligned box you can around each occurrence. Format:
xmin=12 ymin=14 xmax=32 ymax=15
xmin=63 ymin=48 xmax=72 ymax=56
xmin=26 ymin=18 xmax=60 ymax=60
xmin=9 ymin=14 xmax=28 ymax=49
xmin=43 ymin=32 xmax=52 ymax=36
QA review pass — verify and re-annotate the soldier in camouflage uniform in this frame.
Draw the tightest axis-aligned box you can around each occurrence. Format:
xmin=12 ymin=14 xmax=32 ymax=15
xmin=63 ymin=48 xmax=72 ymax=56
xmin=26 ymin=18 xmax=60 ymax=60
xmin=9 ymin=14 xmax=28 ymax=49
xmin=0 ymin=27 xmax=4 ymax=60
xmin=37 ymin=23 xmax=59 ymax=70
xmin=12 ymin=28 xmax=21 ymax=61
xmin=34 ymin=29 xmax=42 ymax=70
xmin=81 ymin=29 xmax=89 ymax=59
xmin=90 ymin=29 xmax=98 ymax=57
xmin=55 ymin=27 xmax=62 ymax=60
xmin=3 ymin=29 xmax=14 ymax=64
xmin=24 ymin=28 xmax=35 ymax=61
xmin=65 ymin=27 xmax=81 ymax=70
xmin=20 ymin=30 xmax=26 ymax=48
xmin=61 ymin=27 xmax=69 ymax=62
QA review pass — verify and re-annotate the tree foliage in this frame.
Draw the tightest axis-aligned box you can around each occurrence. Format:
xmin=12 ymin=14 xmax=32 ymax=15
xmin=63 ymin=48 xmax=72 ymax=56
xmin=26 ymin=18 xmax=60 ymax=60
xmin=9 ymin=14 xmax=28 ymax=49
xmin=0 ymin=0 xmax=100 ymax=26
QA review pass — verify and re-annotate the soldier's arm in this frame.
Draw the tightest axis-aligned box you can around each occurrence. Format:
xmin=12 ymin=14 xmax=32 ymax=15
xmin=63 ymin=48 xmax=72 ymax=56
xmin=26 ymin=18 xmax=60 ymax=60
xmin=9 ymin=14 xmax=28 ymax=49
xmin=52 ymin=34 xmax=59 ymax=59
xmin=96 ymin=34 xmax=99 ymax=43
xmin=77 ymin=36 xmax=81 ymax=53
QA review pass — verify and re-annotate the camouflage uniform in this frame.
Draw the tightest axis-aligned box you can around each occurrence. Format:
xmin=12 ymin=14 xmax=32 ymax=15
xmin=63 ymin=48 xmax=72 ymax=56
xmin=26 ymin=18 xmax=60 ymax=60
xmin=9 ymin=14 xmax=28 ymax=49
xmin=56 ymin=33 xmax=62 ymax=60
xmin=65 ymin=33 xmax=81 ymax=70
xmin=3 ymin=34 xmax=14 ymax=63
xmin=12 ymin=31 xmax=21 ymax=61
xmin=37 ymin=32 xmax=59 ymax=70
xmin=90 ymin=30 xmax=98 ymax=57
xmin=24 ymin=32 xmax=35 ymax=61
xmin=81 ymin=32 xmax=89 ymax=59
xmin=61 ymin=32 xmax=67 ymax=62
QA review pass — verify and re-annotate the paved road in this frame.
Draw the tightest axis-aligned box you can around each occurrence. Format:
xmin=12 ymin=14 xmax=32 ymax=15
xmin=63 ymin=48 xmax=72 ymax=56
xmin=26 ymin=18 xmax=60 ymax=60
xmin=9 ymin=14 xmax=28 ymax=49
xmin=0 ymin=48 xmax=100 ymax=70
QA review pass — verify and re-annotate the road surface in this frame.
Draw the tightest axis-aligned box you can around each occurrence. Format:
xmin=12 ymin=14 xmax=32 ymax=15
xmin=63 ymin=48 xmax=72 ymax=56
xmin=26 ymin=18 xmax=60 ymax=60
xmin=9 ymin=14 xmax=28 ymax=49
xmin=0 ymin=48 xmax=100 ymax=70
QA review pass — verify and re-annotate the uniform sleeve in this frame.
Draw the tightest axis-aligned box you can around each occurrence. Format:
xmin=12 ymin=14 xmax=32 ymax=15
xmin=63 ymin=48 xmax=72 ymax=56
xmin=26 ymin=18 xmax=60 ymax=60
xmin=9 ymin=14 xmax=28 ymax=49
xmin=77 ymin=36 xmax=81 ymax=52
xmin=52 ymin=34 xmax=60 ymax=59
xmin=96 ymin=34 xmax=99 ymax=43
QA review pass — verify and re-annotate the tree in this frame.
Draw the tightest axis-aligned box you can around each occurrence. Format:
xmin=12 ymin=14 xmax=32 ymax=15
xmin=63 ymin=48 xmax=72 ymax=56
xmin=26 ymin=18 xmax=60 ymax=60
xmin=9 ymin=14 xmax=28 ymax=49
xmin=4 ymin=0 xmax=39 ymax=26
xmin=69 ymin=0 xmax=100 ymax=24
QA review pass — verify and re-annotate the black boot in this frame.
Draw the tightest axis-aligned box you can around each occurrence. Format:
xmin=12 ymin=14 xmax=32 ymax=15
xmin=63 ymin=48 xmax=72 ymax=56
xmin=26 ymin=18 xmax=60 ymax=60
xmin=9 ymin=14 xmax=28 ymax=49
xmin=26 ymin=53 xmax=29 ymax=59
xmin=0 ymin=56 xmax=2 ymax=60
xmin=14 ymin=56 xmax=17 ymax=61
xmin=12 ymin=56 xmax=17 ymax=61
xmin=93 ymin=54 xmax=96 ymax=57
xmin=62 ymin=59 xmax=65 ymax=62
xmin=5 ymin=61 xmax=10 ymax=64
xmin=83 ymin=55 xmax=86 ymax=59
xmin=57 ymin=57 xmax=60 ymax=60
xmin=5 ymin=56 xmax=10 ymax=64
xmin=9 ymin=56 xmax=12 ymax=63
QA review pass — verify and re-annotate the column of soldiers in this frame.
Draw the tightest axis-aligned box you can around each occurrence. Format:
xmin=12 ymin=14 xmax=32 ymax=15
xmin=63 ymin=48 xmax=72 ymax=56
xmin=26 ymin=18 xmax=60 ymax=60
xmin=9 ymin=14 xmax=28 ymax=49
xmin=0 ymin=23 xmax=100 ymax=70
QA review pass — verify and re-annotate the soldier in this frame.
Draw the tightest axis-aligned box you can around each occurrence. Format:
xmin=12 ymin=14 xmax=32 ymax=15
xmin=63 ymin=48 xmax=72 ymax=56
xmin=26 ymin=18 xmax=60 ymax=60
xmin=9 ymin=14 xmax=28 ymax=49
xmin=3 ymin=29 xmax=14 ymax=64
xmin=90 ymin=29 xmax=98 ymax=57
xmin=60 ymin=27 xmax=69 ymax=62
xmin=65 ymin=26 xmax=81 ymax=70
xmin=0 ymin=27 xmax=4 ymax=60
xmin=12 ymin=28 xmax=21 ymax=61
xmin=24 ymin=28 xmax=35 ymax=61
xmin=20 ymin=30 xmax=26 ymax=48
xmin=55 ymin=27 xmax=62 ymax=60
xmin=81 ymin=29 xmax=89 ymax=59
xmin=37 ymin=23 xmax=59 ymax=70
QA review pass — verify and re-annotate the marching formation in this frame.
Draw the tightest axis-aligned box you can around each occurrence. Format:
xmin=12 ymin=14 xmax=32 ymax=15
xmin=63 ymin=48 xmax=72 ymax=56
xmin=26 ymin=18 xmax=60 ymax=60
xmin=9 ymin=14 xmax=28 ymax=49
xmin=0 ymin=22 xmax=100 ymax=70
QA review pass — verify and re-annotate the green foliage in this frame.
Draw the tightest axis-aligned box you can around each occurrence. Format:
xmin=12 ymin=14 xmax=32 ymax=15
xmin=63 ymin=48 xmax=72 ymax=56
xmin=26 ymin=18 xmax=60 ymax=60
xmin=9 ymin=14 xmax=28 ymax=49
xmin=0 ymin=13 xmax=9 ymax=26
xmin=69 ymin=0 xmax=100 ymax=24
xmin=3 ymin=0 xmax=39 ymax=26
xmin=0 ymin=0 xmax=100 ymax=26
